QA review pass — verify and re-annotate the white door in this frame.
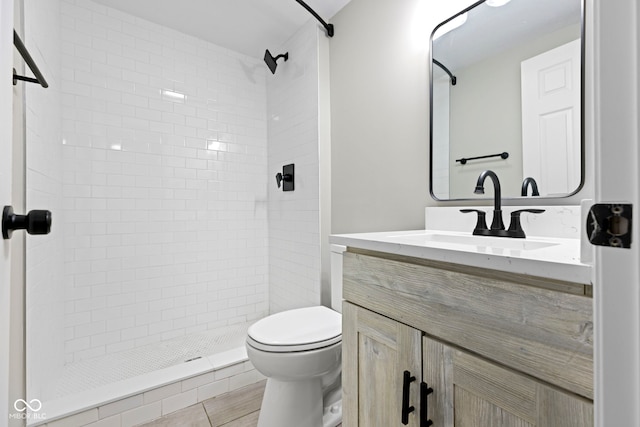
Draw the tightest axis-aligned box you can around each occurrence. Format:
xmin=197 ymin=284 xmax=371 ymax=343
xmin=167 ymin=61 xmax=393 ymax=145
xmin=1 ymin=0 xmax=15 ymax=422
xmin=521 ymin=39 xmax=581 ymax=196
xmin=593 ymin=0 xmax=640 ymax=426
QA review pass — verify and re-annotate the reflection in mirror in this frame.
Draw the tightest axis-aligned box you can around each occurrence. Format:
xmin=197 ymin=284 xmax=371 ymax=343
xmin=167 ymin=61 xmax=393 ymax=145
xmin=430 ymin=0 xmax=584 ymax=200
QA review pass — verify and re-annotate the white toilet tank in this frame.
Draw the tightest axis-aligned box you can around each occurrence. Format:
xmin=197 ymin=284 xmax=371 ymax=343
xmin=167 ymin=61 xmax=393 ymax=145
xmin=330 ymin=244 xmax=346 ymax=313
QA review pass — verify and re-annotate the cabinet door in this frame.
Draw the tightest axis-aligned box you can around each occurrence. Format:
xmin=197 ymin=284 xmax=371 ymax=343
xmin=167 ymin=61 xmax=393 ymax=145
xmin=423 ymin=336 xmax=593 ymax=427
xmin=343 ymin=302 xmax=422 ymax=427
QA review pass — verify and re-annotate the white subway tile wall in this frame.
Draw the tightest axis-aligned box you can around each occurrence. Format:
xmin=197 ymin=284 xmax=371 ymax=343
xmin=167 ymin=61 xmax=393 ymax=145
xmin=267 ymin=21 xmax=322 ymax=313
xmin=25 ymin=0 xmax=66 ymax=402
xmin=58 ymin=0 xmax=270 ymax=363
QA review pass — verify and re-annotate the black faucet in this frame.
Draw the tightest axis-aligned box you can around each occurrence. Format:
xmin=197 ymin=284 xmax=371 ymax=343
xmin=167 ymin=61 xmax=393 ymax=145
xmin=521 ymin=177 xmax=540 ymax=196
xmin=474 ymin=170 xmax=505 ymax=231
xmin=461 ymin=170 xmax=545 ymax=238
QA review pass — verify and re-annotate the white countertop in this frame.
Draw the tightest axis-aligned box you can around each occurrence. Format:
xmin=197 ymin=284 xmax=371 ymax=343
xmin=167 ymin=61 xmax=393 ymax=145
xmin=330 ymin=229 xmax=592 ymax=285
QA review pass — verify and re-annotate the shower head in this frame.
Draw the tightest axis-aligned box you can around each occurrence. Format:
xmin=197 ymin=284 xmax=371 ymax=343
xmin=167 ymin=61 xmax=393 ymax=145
xmin=264 ymin=49 xmax=289 ymax=74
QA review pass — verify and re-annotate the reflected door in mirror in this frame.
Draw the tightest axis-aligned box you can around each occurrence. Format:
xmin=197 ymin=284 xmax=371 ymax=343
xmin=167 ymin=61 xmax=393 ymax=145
xmin=521 ymin=39 xmax=581 ymax=197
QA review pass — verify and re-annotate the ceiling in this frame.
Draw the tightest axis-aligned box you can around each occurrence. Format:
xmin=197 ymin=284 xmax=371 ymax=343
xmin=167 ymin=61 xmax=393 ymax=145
xmin=92 ymin=0 xmax=351 ymax=59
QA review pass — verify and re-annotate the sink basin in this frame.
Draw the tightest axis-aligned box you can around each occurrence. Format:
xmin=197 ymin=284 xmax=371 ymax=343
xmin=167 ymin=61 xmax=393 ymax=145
xmin=386 ymin=232 xmax=559 ymax=251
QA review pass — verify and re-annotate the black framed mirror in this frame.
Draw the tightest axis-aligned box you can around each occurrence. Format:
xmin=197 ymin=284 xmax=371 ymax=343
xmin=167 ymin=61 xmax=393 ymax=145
xmin=429 ymin=0 xmax=584 ymax=201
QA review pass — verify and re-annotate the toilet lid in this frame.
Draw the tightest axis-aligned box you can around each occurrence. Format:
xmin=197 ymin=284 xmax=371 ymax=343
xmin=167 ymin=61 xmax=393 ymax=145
xmin=247 ymin=306 xmax=342 ymax=352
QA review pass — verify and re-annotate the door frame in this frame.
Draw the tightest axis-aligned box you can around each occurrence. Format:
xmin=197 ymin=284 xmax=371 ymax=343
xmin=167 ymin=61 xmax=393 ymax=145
xmin=1 ymin=0 xmax=16 ymax=423
xmin=593 ymin=0 xmax=640 ymax=425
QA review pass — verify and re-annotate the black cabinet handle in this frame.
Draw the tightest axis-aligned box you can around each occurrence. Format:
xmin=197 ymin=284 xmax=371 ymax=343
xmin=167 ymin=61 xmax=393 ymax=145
xmin=420 ymin=382 xmax=434 ymax=427
xmin=2 ymin=205 xmax=52 ymax=239
xmin=402 ymin=370 xmax=416 ymax=425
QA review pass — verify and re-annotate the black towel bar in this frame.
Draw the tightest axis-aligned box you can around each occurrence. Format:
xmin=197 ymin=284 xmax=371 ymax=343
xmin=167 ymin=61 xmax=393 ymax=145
xmin=456 ymin=152 xmax=508 ymax=165
xmin=13 ymin=30 xmax=48 ymax=88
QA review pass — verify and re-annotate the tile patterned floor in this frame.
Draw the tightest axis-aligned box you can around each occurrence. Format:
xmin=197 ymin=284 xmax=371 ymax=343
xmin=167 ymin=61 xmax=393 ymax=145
xmin=139 ymin=380 xmax=342 ymax=427
xmin=139 ymin=380 xmax=265 ymax=427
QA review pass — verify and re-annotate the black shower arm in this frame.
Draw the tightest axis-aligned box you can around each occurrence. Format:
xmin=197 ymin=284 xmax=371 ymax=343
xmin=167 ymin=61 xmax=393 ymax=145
xmin=433 ymin=59 xmax=456 ymax=86
xmin=294 ymin=0 xmax=334 ymax=37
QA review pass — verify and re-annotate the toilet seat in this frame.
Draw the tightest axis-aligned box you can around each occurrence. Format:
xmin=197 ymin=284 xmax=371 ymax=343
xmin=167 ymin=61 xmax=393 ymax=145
xmin=247 ymin=306 xmax=342 ymax=353
xmin=246 ymin=334 xmax=341 ymax=352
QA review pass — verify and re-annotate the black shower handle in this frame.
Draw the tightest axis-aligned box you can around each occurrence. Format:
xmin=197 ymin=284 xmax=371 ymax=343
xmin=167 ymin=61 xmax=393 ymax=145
xmin=275 ymin=172 xmax=292 ymax=188
xmin=2 ymin=205 xmax=52 ymax=239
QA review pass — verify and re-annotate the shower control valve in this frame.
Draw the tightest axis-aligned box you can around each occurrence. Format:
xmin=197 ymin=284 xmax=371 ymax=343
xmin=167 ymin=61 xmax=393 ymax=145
xmin=275 ymin=173 xmax=292 ymax=188
xmin=275 ymin=164 xmax=295 ymax=191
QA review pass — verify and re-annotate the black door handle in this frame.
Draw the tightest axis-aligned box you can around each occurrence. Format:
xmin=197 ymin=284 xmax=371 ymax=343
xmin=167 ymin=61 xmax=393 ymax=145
xmin=402 ymin=370 xmax=416 ymax=425
xmin=2 ymin=205 xmax=52 ymax=239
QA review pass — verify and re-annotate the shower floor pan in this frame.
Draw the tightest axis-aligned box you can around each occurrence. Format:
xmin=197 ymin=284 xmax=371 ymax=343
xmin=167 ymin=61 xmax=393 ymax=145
xmin=34 ymin=322 xmax=260 ymax=426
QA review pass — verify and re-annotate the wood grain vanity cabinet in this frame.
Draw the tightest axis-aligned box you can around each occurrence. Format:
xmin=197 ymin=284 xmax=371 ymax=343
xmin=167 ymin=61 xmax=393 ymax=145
xmin=341 ymin=249 xmax=593 ymax=427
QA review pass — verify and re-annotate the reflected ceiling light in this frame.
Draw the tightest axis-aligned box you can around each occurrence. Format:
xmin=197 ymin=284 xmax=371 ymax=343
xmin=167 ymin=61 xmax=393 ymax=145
xmin=485 ymin=0 xmax=512 ymax=7
xmin=433 ymin=12 xmax=468 ymax=40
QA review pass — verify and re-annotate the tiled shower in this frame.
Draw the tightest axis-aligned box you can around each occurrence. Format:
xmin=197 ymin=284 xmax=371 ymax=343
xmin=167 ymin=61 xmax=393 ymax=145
xmin=23 ymin=0 xmax=325 ymax=421
xmin=59 ymin=0 xmax=270 ymax=365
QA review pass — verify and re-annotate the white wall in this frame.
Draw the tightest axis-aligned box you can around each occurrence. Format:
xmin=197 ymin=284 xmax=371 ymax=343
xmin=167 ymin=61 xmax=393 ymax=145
xmin=23 ymin=0 xmax=66 ymax=403
xmin=267 ymin=21 xmax=323 ymax=313
xmin=55 ymin=0 xmax=269 ymax=365
xmin=330 ymin=0 xmax=431 ymax=233
xmin=318 ymin=26 xmax=332 ymax=307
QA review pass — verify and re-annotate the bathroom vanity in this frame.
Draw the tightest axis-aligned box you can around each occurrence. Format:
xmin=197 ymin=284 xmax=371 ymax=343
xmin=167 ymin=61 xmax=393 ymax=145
xmin=340 ymin=0 xmax=596 ymax=422
xmin=331 ymin=228 xmax=593 ymax=426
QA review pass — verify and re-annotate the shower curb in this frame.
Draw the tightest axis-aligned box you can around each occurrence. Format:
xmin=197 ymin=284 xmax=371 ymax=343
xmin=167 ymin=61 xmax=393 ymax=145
xmin=31 ymin=348 xmax=265 ymax=427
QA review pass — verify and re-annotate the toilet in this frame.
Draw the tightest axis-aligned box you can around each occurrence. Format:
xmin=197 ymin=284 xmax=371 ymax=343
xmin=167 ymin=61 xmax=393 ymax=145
xmin=246 ymin=244 xmax=346 ymax=427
